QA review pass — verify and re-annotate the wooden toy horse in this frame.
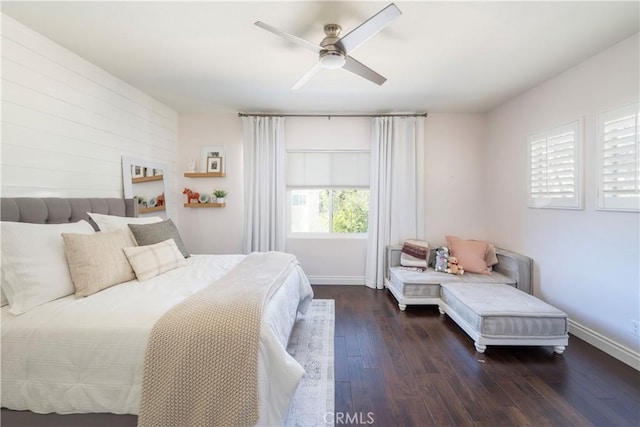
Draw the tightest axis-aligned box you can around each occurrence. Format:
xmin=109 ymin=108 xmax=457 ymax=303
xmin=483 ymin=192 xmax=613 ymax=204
xmin=156 ymin=193 xmax=165 ymax=206
xmin=182 ymin=188 xmax=199 ymax=204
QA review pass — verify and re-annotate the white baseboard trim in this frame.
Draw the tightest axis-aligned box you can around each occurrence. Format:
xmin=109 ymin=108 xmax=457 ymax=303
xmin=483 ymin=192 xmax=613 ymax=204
xmin=568 ymin=319 xmax=640 ymax=371
xmin=307 ymin=276 xmax=364 ymax=285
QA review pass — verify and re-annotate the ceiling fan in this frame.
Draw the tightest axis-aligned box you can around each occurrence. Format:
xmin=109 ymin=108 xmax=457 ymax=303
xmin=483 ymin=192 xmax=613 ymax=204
xmin=255 ymin=3 xmax=402 ymax=90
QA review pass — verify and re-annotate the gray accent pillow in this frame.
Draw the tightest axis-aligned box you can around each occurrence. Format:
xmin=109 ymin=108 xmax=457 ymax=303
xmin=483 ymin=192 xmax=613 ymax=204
xmin=128 ymin=219 xmax=190 ymax=258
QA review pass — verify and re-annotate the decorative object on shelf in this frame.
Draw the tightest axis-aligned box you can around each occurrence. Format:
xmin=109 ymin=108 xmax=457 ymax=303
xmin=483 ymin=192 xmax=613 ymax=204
xmin=187 ymin=158 xmax=196 ymax=173
xmin=132 ymin=165 xmax=144 ymax=178
xmin=148 ymin=197 xmax=158 ymax=208
xmin=198 ymin=193 xmax=211 ymax=204
xmin=182 ymin=188 xmax=200 ymax=204
xmin=200 ymin=146 xmax=225 ymax=173
xmin=154 ymin=169 xmax=163 ymax=176
xmin=214 ymin=189 xmax=228 ymax=204
xmin=156 ymin=193 xmax=165 ymax=206
xmin=144 ymin=167 xmax=154 ymax=177
xmin=207 ymin=157 xmax=222 ymax=173
xmin=134 ymin=195 xmax=146 ymax=205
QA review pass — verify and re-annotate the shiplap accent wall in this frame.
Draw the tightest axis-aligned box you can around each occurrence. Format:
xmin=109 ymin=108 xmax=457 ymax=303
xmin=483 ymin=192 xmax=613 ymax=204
xmin=1 ymin=14 xmax=178 ymax=216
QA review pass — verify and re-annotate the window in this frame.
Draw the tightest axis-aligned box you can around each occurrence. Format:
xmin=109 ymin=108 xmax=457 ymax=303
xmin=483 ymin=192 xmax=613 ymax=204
xmin=527 ymin=119 xmax=583 ymax=209
xmin=289 ymin=189 xmax=369 ymax=233
xmin=596 ymin=102 xmax=639 ymax=212
xmin=287 ymin=151 xmax=369 ymax=235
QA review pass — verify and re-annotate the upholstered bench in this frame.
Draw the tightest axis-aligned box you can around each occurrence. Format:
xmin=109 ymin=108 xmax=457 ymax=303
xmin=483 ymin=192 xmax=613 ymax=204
xmin=438 ymin=282 xmax=569 ymax=354
xmin=385 ymin=246 xmax=533 ymax=310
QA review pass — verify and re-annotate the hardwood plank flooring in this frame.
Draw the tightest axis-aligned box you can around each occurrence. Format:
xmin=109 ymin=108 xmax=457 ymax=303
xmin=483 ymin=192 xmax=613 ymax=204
xmin=2 ymin=285 xmax=639 ymax=426
xmin=313 ymin=285 xmax=640 ymax=427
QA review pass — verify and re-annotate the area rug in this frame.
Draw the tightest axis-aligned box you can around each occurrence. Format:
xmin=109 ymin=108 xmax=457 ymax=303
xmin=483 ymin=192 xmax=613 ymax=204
xmin=283 ymin=299 xmax=335 ymax=427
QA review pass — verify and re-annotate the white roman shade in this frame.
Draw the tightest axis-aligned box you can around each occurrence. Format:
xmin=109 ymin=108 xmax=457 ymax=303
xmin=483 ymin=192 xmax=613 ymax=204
xmin=596 ymin=102 xmax=640 ymax=212
xmin=527 ymin=120 xmax=583 ymax=209
xmin=287 ymin=151 xmax=370 ymax=188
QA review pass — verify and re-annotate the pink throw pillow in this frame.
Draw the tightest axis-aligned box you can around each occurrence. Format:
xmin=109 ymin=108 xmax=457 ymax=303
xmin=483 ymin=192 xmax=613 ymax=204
xmin=446 ymin=235 xmax=491 ymax=274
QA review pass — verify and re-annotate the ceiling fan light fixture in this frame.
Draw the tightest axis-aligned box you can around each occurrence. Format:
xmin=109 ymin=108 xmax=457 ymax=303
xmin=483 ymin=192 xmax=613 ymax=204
xmin=320 ymin=51 xmax=345 ymax=69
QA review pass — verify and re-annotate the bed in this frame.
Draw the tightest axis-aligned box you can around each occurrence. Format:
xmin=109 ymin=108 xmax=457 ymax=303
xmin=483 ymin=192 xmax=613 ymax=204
xmin=0 ymin=197 xmax=314 ymax=426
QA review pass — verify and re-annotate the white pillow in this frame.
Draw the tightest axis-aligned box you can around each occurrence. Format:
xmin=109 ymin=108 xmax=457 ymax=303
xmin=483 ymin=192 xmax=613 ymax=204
xmin=123 ymin=238 xmax=187 ymax=282
xmin=1 ymin=220 xmax=95 ymax=315
xmin=87 ymin=212 xmax=162 ymax=247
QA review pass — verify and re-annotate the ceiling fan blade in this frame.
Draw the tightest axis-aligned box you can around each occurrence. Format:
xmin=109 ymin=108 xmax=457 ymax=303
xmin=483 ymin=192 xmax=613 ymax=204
xmin=336 ymin=3 xmax=401 ymax=54
xmin=254 ymin=21 xmax=321 ymax=53
xmin=292 ymin=62 xmax=323 ymax=90
xmin=342 ymin=56 xmax=387 ymax=86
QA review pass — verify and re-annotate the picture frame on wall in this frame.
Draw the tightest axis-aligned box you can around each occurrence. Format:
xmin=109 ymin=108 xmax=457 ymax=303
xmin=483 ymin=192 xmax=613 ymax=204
xmin=200 ymin=146 xmax=225 ymax=173
xmin=132 ymin=165 xmax=144 ymax=178
xmin=207 ymin=157 xmax=222 ymax=173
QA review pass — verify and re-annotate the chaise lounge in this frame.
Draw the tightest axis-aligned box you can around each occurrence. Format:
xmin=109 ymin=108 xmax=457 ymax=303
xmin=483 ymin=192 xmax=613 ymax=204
xmin=385 ymin=245 xmax=569 ymax=354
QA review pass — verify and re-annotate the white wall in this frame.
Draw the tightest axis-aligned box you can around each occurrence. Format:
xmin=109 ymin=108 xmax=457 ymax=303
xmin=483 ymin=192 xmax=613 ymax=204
xmin=176 ymin=114 xmax=489 ymax=284
xmin=1 ymin=14 xmax=178 ymax=216
xmin=485 ymin=33 xmax=640 ymax=365
xmin=177 ymin=113 xmax=244 ymax=254
xmin=423 ymin=114 xmax=488 ymax=245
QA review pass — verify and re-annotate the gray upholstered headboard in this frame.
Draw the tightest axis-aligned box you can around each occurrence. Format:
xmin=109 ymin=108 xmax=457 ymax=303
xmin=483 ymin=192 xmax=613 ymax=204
xmin=0 ymin=198 xmax=138 ymax=230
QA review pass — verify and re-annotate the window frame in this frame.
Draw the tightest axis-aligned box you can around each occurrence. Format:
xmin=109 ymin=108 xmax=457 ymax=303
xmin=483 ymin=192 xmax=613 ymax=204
xmin=527 ymin=119 xmax=584 ymax=210
xmin=596 ymin=101 xmax=640 ymax=212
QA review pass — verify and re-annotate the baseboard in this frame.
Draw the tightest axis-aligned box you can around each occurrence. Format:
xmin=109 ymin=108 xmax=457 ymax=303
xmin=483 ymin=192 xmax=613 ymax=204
xmin=307 ymin=276 xmax=364 ymax=285
xmin=568 ymin=319 xmax=640 ymax=371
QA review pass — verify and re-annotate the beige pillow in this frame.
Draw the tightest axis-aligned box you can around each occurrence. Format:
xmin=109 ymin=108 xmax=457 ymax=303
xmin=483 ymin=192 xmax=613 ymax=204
xmin=123 ymin=239 xmax=187 ymax=282
xmin=446 ymin=235 xmax=491 ymax=274
xmin=62 ymin=230 xmax=136 ymax=297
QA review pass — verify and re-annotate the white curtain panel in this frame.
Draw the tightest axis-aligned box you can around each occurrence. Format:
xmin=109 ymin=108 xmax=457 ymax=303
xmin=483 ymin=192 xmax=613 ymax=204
xmin=365 ymin=116 xmax=425 ymax=289
xmin=241 ymin=116 xmax=287 ymax=253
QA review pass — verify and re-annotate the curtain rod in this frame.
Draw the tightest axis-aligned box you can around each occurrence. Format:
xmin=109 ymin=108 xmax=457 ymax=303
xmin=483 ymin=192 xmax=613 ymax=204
xmin=237 ymin=112 xmax=428 ymax=118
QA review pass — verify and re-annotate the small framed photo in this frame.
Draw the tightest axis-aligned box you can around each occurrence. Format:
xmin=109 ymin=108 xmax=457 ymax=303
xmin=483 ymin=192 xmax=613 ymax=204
xmin=207 ymin=157 xmax=222 ymax=173
xmin=144 ymin=167 xmax=154 ymax=177
xmin=200 ymin=146 xmax=225 ymax=172
xmin=154 ymin=169 xmax=163 ymax=176
xmin=132 ymin=165 xmax=144 ymax=178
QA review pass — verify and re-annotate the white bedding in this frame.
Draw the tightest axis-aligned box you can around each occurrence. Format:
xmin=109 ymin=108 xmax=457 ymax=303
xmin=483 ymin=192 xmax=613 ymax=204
xmin=1 ymin=254 xmax=314 ymax=425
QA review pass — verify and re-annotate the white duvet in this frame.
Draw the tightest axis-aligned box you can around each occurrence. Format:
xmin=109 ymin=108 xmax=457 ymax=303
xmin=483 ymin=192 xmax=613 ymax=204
xmin=1 ymin=254 xmax=314 ymax=425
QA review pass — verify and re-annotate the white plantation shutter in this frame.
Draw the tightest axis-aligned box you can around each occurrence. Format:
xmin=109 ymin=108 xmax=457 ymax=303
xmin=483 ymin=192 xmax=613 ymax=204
xmin=597 ymin=102 xmax=640 ymax=211
xmin=528 ymin=120 xmax=583 ymax=209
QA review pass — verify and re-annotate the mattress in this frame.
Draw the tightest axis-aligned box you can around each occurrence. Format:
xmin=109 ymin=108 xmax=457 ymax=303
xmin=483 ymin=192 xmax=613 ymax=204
xmin=389 ymin=266 xmax=515 ymax=297
xmin=1 ymin=254 xmax=314 ymax=425
xmin=440 ymin=282 xmax=568 ymax=338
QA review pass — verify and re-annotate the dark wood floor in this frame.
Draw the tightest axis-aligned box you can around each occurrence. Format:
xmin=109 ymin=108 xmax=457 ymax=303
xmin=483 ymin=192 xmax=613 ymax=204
xmin=3 ymin=285 xmax=639 ymax=426
xmin=313 ymin=285 xmax=640 ymax=427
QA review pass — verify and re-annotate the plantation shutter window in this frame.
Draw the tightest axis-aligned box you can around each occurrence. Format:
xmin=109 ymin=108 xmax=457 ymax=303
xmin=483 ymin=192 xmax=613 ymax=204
xmin=596 ymin=102 xmax=640 ymax=212
xmin=527 ymin=120 xmax=583 ymax=209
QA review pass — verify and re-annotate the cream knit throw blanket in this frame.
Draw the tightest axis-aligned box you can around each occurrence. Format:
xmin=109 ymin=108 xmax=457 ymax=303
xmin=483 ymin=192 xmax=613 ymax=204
xmin=138 ymin=251 xmax=297 ymax=427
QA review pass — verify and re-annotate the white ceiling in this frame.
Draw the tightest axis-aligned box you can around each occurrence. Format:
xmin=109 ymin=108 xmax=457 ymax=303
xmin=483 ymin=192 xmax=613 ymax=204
xmin=2 ymin=1 xmax=638 ymax=114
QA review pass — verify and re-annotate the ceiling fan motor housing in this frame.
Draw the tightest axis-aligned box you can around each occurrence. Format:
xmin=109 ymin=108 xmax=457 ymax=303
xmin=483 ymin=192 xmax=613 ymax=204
xmin=319 ymin=24 xmax=345 ymax=69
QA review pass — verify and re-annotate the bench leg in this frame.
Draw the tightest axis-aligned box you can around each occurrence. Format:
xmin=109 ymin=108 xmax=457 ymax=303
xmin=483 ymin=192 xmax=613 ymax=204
xmin=398 ymin=303 xmax=406 ymax=311
xmin=474 ymin=342 xmax=487 ymax=353
xmin=553 ymin=345 xmax=566 ymax=354
xmin=438 ymin=307 xmax=445 ymax=315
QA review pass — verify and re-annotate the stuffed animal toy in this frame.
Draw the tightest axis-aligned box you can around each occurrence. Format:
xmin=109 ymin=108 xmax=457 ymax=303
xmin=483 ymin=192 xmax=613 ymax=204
xmin=434 ymin=246 xmax=450 ymax=272
xmin=446 ymin=256 xmax=465 ymax=275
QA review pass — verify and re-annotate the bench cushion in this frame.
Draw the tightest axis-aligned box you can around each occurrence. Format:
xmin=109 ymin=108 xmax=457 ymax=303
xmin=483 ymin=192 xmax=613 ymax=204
xmin=440 ymin=283 xmax=568 ymax=338
xmin=389 ymin=267 xmax=515 ymax=298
